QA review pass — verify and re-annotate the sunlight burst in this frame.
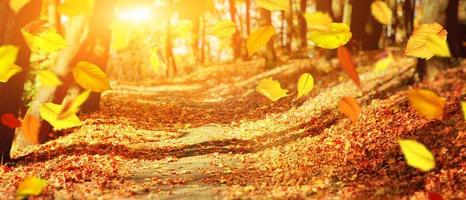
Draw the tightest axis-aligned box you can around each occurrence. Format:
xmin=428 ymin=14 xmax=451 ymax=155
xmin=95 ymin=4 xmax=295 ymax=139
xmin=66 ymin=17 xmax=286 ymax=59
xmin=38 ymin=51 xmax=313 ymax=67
xmin=117 ymin=7 xmax=152 ymax=23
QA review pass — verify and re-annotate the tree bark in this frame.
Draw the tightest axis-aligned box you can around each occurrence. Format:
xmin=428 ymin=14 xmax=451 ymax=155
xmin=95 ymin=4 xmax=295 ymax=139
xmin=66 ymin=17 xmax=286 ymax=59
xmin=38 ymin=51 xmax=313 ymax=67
xmin=0 ymin=0 xmax=42 ymax=163
xmin=286 ymin=0 xmax=293 ymax=52
xmin=245 ymin=0 xmax=251 ymax=35
xmin=349 ymin=0 xmax=382 ymax=50
xmin=316 ymin=0 xmax=334 ymax=20
xmin=229 ymin=0 xmax=242 ymax=59
xmin=298 ymin=0 xmax=307 ymax=48
xmin=260 ymin=8 xmax=277 ymax=64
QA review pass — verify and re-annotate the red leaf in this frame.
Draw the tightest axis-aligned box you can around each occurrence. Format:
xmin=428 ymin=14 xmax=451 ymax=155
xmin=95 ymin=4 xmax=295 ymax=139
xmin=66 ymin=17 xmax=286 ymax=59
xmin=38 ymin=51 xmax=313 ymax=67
xmin=428 ymin=192 xmax=443 ymax=200
xmin=1 ymin=113 xmax=21 ymax=129
xmin=337 ymin=46 xmax=361 ymax=88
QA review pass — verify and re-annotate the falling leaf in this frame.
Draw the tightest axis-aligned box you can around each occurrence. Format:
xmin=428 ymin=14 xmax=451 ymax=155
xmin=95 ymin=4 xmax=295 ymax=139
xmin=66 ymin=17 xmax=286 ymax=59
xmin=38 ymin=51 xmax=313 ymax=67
xmin=373 ymin=53 xmax=393 ymax=72
xmin=58 ymin=90 xmax=91 ymax=120
xmin=405 ymin=23 xmax=450 ymax=59
xmin=21 ymin=20 xmax=67 ymax=53
xmin=9 ymin=0 xmax=30 ymax=13
xmin=398 ymin=139 xmax=435 ymax=172
xmin=256 ymin=78 xmax=289 ymax=101
xmin=303 ymin=11 xmax=332 ymax=31
xmin=210 ymin=20 xmax=237 ymax=38
xmin=309 ymin=23 xmax=352 ymax=49
xmin=16 ymin=176 xmax=48 ymax=197
xmin=21 ymin=115 xmax=41 ymax=144
xmin=72 ymin=61 xmax=110 ymax=92
xmin=297 ymin=73 xmax=314 ymax=98
xmin=247 ymin=26 xmax=276 ymax=56
xmin=337 ymin=46 xmax=361 ymax=88
xmin=110 ymin=22 xmax=132 ymax=50
xmin=0 ymin=45 xmax=22 ymax=83
xmin=371 ymin=0 xmax=392 ymax=25
xmin=461 ymin=100 xmax=466 ymax=121
xmin=37 ymin=70 xmax=62 ymax=87
xmin=40 ymin=103 xmax=84 ymax=130
xmin=406 ymin=89 xmax=445 ymax=120
xmin=1 ymin=113 xmax=21 ymax=129
xmin=338 ymin=97 xmax=360 ymax=124
xmin=255 ymin=0 xmax=289 ymax=11
xmin=58 ymin=0 xmax=94 ymax=16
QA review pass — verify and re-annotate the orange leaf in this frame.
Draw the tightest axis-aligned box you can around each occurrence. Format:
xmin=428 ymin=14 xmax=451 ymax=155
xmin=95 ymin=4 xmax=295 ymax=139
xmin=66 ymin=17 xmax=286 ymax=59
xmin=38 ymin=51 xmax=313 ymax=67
xmin=338 ymin=97 xmax=361 ymax=124
xmin=337 ymin=46 xmax=361 ymax=88
xmin=1 ymin=113 xmax=21 ymax=129
xmin=406 ymin=89 xmax=445 ymax=120
xmin=21 ymin=115 xmax=41 ymax=144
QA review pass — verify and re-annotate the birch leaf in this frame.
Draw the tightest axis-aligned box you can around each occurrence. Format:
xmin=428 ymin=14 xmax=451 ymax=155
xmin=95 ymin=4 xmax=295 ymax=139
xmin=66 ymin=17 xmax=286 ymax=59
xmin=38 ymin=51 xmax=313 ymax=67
xmin=0 ymin=45 xmax=22 ymax=83
xmin=58 ymin=90 xmax=91 ymax=120
xmin=337 ymin=46 xmax=361 ymax=88
xmin=405 ymin=23 xmax=450 ymax=59
xmin=338 ymin=97 xmax=360 ymax=124
xmin=304 ymin=11 xmax=332 ymax=31
xmin=21 ymin=115 xmax=41 ymax=144
xmin=309 ymin=23 xmax=352 ymax=49
xmin=255 ymin=0 xmax=289 ymax=11
xmin=398 ymin=139 xmax=436 ymax=172
xmin=247 ymin=26 xmax=275 ymax=56
xmin=256 ymin=78 xmax=289 ymax=101
xmin=371 ymin=0 xmax=392 ymax=25
xmin=37 ymin=70 xmax=62 ymax=87
xmin=9 ymin=0 xmax=30 ymax=13
xmin=297 ymin=73 xmax=314 ymax=98
xmin=21 ymin=20 xmax=67 ymax=53
xmin=16 ymin=176 xmax=48 ymax=197
xmin=406 ymin=89 xmax=445 ymax=120
xmin=210 ymin=20 xmax=237 ymax=38
xmin=72 ymin=61 xmax=110 ymax=92
xmin=58 ymin=0 xmax=94 ymax=16
xmin=40 ymin=103 xmax=84 ymax=130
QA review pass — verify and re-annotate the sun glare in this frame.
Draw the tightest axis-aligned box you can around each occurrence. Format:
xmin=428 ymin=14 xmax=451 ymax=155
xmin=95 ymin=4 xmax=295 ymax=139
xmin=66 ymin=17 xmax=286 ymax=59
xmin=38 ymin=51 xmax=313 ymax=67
xmin=117 ymin=7 xmax=152 ymax=23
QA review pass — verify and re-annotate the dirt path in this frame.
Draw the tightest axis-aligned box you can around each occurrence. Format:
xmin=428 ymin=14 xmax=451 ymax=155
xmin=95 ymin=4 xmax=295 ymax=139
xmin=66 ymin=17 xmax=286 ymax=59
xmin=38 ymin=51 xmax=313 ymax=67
xmin=1 ymin=57 xmax=465 ymax=199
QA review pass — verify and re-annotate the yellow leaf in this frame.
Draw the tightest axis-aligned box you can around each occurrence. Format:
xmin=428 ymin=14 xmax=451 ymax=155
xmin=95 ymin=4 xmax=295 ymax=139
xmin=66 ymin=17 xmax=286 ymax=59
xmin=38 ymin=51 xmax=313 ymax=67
xmin=338 ymin=96 xmax=361 ymax=124
xmin=21 ymin=20 xmax=67 ymax=53
xmin=304 ymin=11 xmax=332 ymax=32
xmin=17 ymin=176 xmax=48 ymax=197
xmin=40 ymin=103 xmax=84 ymax=130
xmin=309 ymin=23 xmax=352 ymax=49
xmin=255 ymin=0 xmax=289 ymax=11
xmin=37 ymin=70 xmax=62 ymax=87
xmin=405 ymin=23 xmax=450 ymax=59
xmin=406 ymin=89 xmax=445 ymax=120
xmin=58 ymin=0 xmax=94 ymax=16
xmin=110 ymin=22 xmax=132 ymax=50
xmin=398 ymin=139 xmax=435 ymax=172
xmin=373 ymin=53 xmax=393 ymax=72
xmin=72 ymin=61 xmax=110 ymax=92
xmin=9 ymin=0 xmax=30 ymax=13
xmin=21 ymin=115 xmax=41 ymax=144
xmin=256 ymin=77 xmax=289 ymax=101
xmin=462 ymin=101 xmax=466 ymax=121
xmin=371 ymin=0 xmax=392 ymax=25
xmin=297 ymin=73 xmax=314 ymax=98
xmin=247 ymin=26 xmax=275 ymax=56
xmin=0 ymin=45 xmax=22 ymax=83
xmin=58 ymin=90 xmax=91 ymax=120
xmin=210 ymin=20 xmax=237 ymax=38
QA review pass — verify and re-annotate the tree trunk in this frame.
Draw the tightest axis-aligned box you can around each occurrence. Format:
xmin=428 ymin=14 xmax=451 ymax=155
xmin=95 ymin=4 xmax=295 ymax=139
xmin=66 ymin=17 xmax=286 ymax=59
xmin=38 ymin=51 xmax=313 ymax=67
xmin=0 ymin=0 xmax=42 ymax=163
xmin=260 ymin=8 xmax=277 ymax=64
xmin=445 ymin=0 xmax=464 ymax=58
xmin=286 ymin=0 xmax=293 ymax=52
xmin=298 ymin=0 xmax=307 ymax=48
xmin=403 ymin=0 xmax=416 ymax=37
xmin=349 ymin=0 xmax=382 ymax=50
xmin=165 ymin=9 xmax=177 ymax=76
xmin=316 ymin=0 xmax=334 ymax=20
xmin=229 ymin=0 xmax=241 ymax=59
xmin=245 ymin=0 xmax=251 ymax=35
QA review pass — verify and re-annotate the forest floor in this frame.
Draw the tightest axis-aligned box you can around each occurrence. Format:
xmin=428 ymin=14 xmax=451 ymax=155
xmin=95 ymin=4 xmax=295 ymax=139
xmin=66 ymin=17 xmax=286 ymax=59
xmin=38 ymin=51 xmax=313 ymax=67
xmin=1 ymin=52 xmax=465 ymax=199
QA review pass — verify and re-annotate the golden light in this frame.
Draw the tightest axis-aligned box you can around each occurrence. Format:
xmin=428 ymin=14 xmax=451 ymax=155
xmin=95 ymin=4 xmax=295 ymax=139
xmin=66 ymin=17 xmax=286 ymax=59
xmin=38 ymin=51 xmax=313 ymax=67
xmin=117 ymin=7 xmax=153 ymax=24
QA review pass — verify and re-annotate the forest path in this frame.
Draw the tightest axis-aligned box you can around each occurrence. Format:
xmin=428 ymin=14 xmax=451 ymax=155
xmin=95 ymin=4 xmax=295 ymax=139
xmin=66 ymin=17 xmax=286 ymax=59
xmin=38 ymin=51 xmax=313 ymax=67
xmin=2 ymin=57 xmax=465 ymax=199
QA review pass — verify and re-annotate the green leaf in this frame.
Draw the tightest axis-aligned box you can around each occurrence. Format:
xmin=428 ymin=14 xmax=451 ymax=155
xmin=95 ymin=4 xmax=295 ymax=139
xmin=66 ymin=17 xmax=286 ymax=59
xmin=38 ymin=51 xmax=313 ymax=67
xmin=398 ymin=139 xmax=436 ymax=172
xmin=40 ymin=103 xmax=84 ymax=130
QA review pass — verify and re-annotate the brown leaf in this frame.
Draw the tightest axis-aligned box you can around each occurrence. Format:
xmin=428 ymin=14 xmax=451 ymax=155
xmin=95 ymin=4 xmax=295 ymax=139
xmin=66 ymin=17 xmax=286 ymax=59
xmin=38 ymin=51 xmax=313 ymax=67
xmin=337 ymin=46 xmax=361 ymax=88
xmin=338 ymin=96 xmax=361 ymax=124
xmin=21 ymin=115 xmax=41 ymax=144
